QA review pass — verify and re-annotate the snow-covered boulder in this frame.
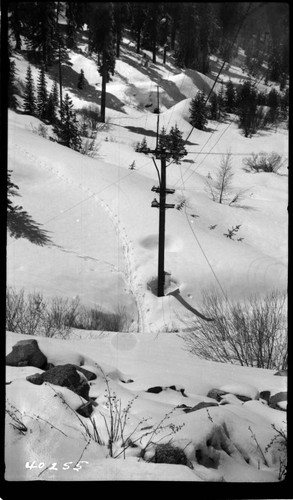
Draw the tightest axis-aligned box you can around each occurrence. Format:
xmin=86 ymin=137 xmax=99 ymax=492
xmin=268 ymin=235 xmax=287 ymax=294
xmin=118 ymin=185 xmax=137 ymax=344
xmin=26 ymin=364 xmax=90 ymax=400
xmin=207 ymin=383 xmax=260 ymax=403
xmin=6 ymin=339 xmax=47 ymax=369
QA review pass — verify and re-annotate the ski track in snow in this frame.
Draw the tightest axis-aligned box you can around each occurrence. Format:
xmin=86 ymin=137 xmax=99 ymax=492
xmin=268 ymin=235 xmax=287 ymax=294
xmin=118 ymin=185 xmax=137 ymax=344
xmin=10 ymin=142 xmax=147 ymax=333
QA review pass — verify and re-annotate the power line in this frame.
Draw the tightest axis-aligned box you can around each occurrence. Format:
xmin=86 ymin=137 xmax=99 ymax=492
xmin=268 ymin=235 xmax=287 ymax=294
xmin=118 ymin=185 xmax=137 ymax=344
xmin=182 ymin=2 xmax=253 ymax=149
xmin=165 ymin=2 xmax=253 ymax=173
xmin=178 ymin=164 xmax=230 ymax=303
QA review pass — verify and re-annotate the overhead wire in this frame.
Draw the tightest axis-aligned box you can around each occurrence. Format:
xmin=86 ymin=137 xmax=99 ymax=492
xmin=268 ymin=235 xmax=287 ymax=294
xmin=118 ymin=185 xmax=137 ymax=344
xmin=178 ymin=162 xmax=230 ymax=303
xmin=166 ymin=2 xmax=254 ymax=171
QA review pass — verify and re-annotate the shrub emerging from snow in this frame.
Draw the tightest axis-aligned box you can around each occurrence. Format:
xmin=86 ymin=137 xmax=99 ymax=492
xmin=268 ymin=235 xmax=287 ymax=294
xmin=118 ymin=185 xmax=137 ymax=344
xmin=79 ymin=138 xmax=101 ymax=158
xmin=243 ymin=152 xmax=285 ymax=173
xmin=6 ymin=288 xmax=130 ymax=336
xmin=148 ymin=442 xmax=192 ymax=468
xmin=6 ymin=288 xmax=80 ymax=338
xmin=206 ymin=152 xmax=247 ymax=205
xmin=77 ymin=105 xmax=101 ymax=133
xmin=135 ymin=136 xmax=149 ymax=154
xmin=179 ymin=289 xmax=287 ymax=370
xmin=30 ymin=122 xmax=48 ymax=139
xmin=265 ymin=423 xmax=287 ymax=481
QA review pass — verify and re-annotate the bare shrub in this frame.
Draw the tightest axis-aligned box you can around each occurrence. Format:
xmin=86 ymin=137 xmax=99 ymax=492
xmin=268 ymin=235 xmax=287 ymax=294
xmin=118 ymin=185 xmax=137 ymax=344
xmin=179 ymin=289 xmax=287 ymax=370
xmin=79 ymin=138 xmax=101 ymax=158
xmin=6 ymin=288 xmax=45 ymax=335
xmin=6 ymin=288 xmax=79 ymax=338
xmin=265 ymin=423 xmax=287 ymax=481
xmin=243 ymin=152 xmax=285 ymax=173
xmin=6 ymin=288 xmax=131 ymax=336
xmin=30 ymin=122 xmax=48 ymax=139
xmin=73 ymin=304 xmax=130 ymax=332
xmin=77 ymin=105 xmax=101 ymax=132
xmin=206 ymin=152 xmax=247 ymax=205
xmin=41 ymin=296 xmax=80 ymax=338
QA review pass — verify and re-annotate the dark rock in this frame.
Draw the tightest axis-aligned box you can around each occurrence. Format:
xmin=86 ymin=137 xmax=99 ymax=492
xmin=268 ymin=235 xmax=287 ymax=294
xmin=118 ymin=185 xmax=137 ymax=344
xmin=146 ymin=386 xmax=163 ymax=394
xmin=149 ymin=443 xmax=193 ymax=469
xmin=207 ymin=388 xmax=228 ymax=402
xmin=207 ymin=388 xmax=252 ymax=403
xmin=274 ymin=370 xmax=287 ymax=376
xmin=169 ymin=385 xmax=187 ymax=397
xmin=269 ymin=392 xmax=287 ymax=410
xmin=184 ymin=401 xmax=218 ymax=413
xmin=6 ymin=339 xmax=47 ymax=369
xmin=26 ymin=364 xmax=90 ymax=400
xmin=26 ymin=373 xmax=43 ymax=385
xmin=234 ymin=394 xmax=252 ymax=403
xmin=121 ymin=379 xmax=134 ymax=383
xmin=74 ymin=365 xmax=97 ymax=381
xmin=76 ymin=401 xmax=94 ymax=418
xmin=260 ymin=390 xmax=271 ymax=404
xmin=44 ymin=362 xmax=55 ymax=371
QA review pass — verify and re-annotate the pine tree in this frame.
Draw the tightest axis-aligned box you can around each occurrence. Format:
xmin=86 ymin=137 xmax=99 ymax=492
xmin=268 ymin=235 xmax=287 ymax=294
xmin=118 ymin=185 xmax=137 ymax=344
xmin=280 ymin=89 xmax=289 ymax=121
xmin=7 ymin=170 xmax=51 ymax=246
xmin=196 ymin=3 xmax=216 ymax=74
xmin=189 ymin=91 xmax=208 ymax=130
xmin=46 ymin=83 xmax=59 ymax=124
xmin=209 ymin=93 xmax=219 ymax=120
xmin=88 ymin=3 xmax=116 ymax=123
xmin=225 ymin=80 xmax=236 ymax=113
xmin=53 ymin=93 xmax=81 ymax=151
xmin=267 ymin=88 xmax=280 ymax=124
xmin=25 ymin=2 xmax=58 ymax=68
xmin=77 ymin=69 xmax=86 ymax=90
xmin=113 ymin=3 xmax=130 ymax=58
xmin=257 ymin=91 xmax=268 ymax=106
xmin=51 ymin=81 xmax=59 ymax=110
xmin=23 ymin=65 xmax=36 ymax=116
xmin=141 ymin=3 xmax=162 ymax=64
xmin=8 ymin=2 xmax=24 ymax=50
xmin=175 ymin=3 xmax=198 ymax=68
xmin=8 ymin=58 xmax=18 ymax=110
xmin=129 ymin=3 xmax=147 ymax=54
xmin=140 ymin=137 xmax=149 ymax=154
xmin=65 ymin=1 xmax=87 ymax=49
xmin=36 ymin=66 xmax=48 ymax=121
xmin=237 ymin=81 xmax=258 ymax=137
xmin=158 ymin=126 xmax=168 ymax=149
xmin=166 ymin=124 xmax=187 ymax=164
xmin=217 ymin=82 xmax=225 ymax=116
xmin=165 ymin=3 xmax=181 ymax=51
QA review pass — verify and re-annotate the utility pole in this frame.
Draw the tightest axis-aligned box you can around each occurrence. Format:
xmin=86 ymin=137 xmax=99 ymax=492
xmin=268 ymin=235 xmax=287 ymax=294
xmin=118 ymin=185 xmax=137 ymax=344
xmin=151 ymin=148 xmax=175 ymax=297
xmin=155 ymin=85 xmax=160 ymax=149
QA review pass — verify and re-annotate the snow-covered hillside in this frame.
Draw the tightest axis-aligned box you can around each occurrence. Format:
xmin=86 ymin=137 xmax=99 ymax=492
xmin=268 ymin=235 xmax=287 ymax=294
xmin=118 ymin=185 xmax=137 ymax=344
xmin=6 ymin=36 xmax=288 ymax=482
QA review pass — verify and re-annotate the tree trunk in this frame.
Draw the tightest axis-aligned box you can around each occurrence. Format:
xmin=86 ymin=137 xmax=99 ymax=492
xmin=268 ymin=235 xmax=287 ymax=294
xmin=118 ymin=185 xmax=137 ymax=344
xmin=136 ymin=29 xmax=141 ymax=54
xmin=152 ymin=36 xmax=156 ymax=64
xmin=116 ymin=33 xmax=120 ymax=58
xmin=57 ymin=3 xmax=63 ymax=118
xmin=101 ymin=55 xmax=107 ymax=123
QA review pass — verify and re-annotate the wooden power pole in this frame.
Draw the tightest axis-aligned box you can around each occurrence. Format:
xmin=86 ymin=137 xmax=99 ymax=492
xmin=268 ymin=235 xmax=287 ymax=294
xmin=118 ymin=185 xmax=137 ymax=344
xmin=151 ymin=148 xmax=175 ymax=297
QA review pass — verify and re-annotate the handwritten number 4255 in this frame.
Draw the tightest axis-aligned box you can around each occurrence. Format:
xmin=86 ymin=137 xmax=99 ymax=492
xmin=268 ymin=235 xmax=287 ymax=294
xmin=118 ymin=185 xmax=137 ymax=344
xmin=25 ymin=461 xmax=89 ymax=471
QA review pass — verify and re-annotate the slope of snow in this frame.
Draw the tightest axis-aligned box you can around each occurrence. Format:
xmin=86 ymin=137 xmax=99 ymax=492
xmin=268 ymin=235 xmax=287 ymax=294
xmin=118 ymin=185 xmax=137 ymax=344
xmin=6 ymin=36 xmax=288 ymax=482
